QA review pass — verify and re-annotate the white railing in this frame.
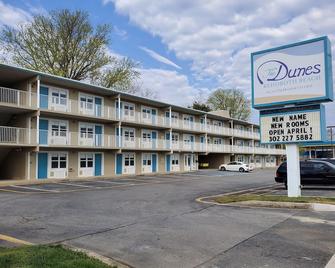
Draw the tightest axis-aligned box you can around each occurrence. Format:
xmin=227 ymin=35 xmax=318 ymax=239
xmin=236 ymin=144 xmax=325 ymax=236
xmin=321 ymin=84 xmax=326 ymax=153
xmin=0 ymin=126 xmax=35 ymax=145
xmin=233 ymin=129 xmax=254 ymax=139
xmin=232 ymin=145 xmax=254 ymax=154
xmin=0 ymin=87 xmax=36 ymax=108
xmin=39 ymin=130 xmax=115 ymax=148
xmin=207 ymin=126 xmax=232 ymax=136
xmin=207 ymin=144 xmax=231 ymax=153
xmin=120 ymin=111 xmax=168 ymax=128
xmin=118 ymin=137 xmax=167 ymax=150
xmin=39 ymin=94 xmax=116 ymax=120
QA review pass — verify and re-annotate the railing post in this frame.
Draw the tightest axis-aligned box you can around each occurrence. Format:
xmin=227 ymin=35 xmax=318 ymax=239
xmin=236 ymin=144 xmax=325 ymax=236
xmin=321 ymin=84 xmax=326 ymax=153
xmin=16 ymin=128 xmax=19 ymax=144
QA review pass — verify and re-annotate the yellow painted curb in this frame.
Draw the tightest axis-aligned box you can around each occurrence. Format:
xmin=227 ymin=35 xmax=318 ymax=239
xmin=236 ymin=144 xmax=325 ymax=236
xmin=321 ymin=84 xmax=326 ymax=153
xmin=0 ymin=234 xmax=34 ymax=246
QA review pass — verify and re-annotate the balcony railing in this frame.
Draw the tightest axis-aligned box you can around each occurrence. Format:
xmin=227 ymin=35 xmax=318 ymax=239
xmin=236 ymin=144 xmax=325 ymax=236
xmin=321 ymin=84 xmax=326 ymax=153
xmin=0 ymin=126 xmax=36 ymax=146
xmin=39 ymin=94 xmax=116 ymax=120
xmin=0 ymin=87 xmax=36 ymax=109
xmin=39 ymin=130 xmax=115 ymax=148
xmin=120 ymin=112 xmax=168 ymax=128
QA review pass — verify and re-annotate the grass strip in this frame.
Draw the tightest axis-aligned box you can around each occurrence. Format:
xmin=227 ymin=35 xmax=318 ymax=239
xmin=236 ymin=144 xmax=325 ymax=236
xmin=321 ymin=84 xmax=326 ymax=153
xmin=214 ymin=194 xmax=335 ymax=205
xmin=0 ymin=245 xmax=116 ymax=268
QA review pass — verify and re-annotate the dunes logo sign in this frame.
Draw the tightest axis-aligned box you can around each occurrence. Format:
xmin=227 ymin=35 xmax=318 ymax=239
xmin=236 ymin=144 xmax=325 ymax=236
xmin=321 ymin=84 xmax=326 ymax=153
xmin=251 ymin=37 xmax=333 ymax=108
xmin=256 ymin=60 xmax=321 ymax=85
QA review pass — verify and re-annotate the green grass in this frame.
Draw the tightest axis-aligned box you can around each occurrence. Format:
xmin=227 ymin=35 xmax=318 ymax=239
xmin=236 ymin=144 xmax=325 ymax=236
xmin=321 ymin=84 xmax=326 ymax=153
xmin=0 ymin=245 xmax=115 ymax=268
xmin=214 ymin=194 xmax=335 ymax=205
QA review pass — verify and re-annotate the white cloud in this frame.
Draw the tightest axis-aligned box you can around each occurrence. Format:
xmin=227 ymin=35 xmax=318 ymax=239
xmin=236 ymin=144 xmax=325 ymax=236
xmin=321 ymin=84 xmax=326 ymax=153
xmin=114 ymin=26 xmax=127 ymax=40
xmin=110 ymin=0 xmax=335 ymax=124
xmin=0 ymin=1 xmax=31 ymax=27
xmin=138 ymin=68 xmax=205 ymax=106
xmin=140 ymin=46 xmax=181 ymax=69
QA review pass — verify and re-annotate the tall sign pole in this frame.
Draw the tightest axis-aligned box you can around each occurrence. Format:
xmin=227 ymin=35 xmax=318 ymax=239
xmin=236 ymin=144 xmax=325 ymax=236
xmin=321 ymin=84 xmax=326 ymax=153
xmin=251 ymin=36 xmax=333 ymax=197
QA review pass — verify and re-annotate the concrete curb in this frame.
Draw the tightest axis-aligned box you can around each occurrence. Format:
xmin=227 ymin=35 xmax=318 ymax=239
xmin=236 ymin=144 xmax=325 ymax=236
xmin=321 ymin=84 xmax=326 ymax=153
xmin=62 ymin=244 xmax=132 ymax=268
xmin=197 ymin=195 xmax=335 ymax=211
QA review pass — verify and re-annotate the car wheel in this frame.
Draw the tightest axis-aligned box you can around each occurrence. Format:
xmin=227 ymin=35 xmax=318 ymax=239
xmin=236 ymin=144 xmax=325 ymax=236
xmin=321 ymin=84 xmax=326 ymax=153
xmin=239 ymin=167 xmax=245 ymax=172
xmin=220 ymin=166 xmax=226 ymax=171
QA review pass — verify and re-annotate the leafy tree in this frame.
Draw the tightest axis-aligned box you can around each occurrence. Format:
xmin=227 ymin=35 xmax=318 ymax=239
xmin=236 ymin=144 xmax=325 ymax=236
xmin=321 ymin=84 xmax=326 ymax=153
xmin=207 ymin=89 xmax=251 ymax=120
xmin=190 ymin=101 xmax=211 ymax=112
xmin=1 ymin=9 xmax=139 ymax=92
xmin=91 ymin=57 xmax=140 ymax=91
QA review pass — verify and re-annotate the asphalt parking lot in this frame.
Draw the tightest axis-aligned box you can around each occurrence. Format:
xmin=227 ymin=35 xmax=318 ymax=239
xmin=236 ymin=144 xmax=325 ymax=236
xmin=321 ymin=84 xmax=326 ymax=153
xmin=0 ymin=169 xmax=334 ymax=268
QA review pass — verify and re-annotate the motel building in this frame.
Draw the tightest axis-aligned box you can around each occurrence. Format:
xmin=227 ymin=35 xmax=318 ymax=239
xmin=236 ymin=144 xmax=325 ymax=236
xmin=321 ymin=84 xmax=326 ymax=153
xmin=0 ymin=64 xmax=285 ymax=182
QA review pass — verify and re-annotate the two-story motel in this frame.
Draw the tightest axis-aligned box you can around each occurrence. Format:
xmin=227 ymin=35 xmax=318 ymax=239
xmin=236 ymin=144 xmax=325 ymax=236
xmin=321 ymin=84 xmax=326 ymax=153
xmin=0 ymin=64 xmax=285 ymax=181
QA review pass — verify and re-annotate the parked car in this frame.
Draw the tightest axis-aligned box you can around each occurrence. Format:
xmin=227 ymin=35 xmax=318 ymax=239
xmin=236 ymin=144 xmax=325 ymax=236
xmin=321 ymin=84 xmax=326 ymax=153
xmin=219 ymin=161 xmax=253 ymax=172
xmin=310 ymin=158 xmax=335 ymax=165
xmin=275 ymin=160 xmax=335 ymax=188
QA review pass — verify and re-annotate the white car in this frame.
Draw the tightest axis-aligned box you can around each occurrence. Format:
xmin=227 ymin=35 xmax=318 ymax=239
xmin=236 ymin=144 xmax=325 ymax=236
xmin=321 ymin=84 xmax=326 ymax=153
xmin=219 ymin=161 xmax=253 ymax=172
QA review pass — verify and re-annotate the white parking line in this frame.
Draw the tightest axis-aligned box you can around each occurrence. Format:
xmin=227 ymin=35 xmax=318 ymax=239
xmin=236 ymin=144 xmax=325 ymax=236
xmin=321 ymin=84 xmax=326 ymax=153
xmin=55 ymin=182 xmax=99 ymax=188
xmin=94 ymin=180 xmax=130 ymax=185
xmin=10 ymin=185 xmax=59 ymax=193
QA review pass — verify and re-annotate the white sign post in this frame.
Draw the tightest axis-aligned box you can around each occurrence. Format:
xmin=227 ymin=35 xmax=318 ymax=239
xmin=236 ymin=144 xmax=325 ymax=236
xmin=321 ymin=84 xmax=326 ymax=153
xmin=286 ymin=144 xmax=301 ymax=197
xmin=251 ymin=36 xmax=333 ymax=198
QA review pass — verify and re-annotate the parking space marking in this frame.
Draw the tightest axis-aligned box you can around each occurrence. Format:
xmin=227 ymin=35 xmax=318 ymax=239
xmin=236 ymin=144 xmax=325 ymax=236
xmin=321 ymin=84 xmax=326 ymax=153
xmin=10 ymin=185 xmax=59 ymax=193
xmin=0 ymin=174 xmax=248 ymax=195
xmin=55 ymin=182 xmax=100 ymax=189
xmin=94 ymin=180 xmax=130 ymax=185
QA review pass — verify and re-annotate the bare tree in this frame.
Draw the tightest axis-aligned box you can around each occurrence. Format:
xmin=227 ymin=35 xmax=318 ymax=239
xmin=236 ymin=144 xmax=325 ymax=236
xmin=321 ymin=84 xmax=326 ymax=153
xmin=207 ymin=89 xmax=251 ymax=120
xmin=1 ymin=9 xmax=139 ymax=92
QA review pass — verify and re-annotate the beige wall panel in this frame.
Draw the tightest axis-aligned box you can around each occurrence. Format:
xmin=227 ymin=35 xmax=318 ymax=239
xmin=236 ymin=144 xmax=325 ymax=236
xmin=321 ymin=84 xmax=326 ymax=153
xmin=104 ymin=152 xmax=115 ymax=177
xmin=68 ymin=151 xmax=78 ymax=178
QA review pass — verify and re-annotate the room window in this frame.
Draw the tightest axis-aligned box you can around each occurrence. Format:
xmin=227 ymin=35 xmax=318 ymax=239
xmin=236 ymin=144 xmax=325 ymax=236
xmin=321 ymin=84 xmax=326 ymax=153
xmin=51 ymin=89 xmax=67 ymax=106
xmin=172 ymin=133 xmax=179 ymax=143
xmin=124 ymin=128 xmax=135 ymax=141
xmin=80 ymin=153 xmax=94 ymax=168
xmin=80 ymin=95 xmax=94 ymax=111
xmin=142 ymin=154 xmax=152 ymax=166
xmin=183 ymin=135 xmax=192 ymax=144
xmin=171 ymin=154 xmax=179 ymax=166
xmin=142 ymin=130 xmax=152 ymax=142
xmin=80 ymin=124 xmax=94 ymax=139
xmin=237 ymin=155 xmax=244 ymax=162
xmin=124 ymin=154 xmax=135 ymax=166
xmin=124 ymin=103 xmax=135 ymax=117
xmin=171 ymin=112 xmax=179 ymax=125
xmin=213 ymin=138 xmax=222 ymax=145
xmin=142 ymin=107 xmax=152 ymax=120
xmin=51 ymin=153 xmax=67 ymax=169
xmin=51 ymin=121 xmax=67 ymax=137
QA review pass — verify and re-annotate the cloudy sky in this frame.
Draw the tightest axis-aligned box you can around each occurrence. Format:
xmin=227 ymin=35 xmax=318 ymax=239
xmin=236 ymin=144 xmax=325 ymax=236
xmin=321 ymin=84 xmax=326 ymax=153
xmin=1 ymin=0 xmax=335 ymax=124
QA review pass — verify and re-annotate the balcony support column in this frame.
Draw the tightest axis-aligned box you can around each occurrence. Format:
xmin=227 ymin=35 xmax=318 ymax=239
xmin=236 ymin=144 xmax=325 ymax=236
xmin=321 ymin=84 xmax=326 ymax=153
xmin=27 ymin=116 xmax=31 ymax=144
xmin=27 ymin=81 xmax=32 ymax=107
xmin=36 ymin=114 xmax=39 ymax=146
xmin=117 ymin=94 xmax=121 ymax=120
xmin=168 ymin=106 xmax=172 ymax=128
xmin=36 ymin=76 xmax=40 ymax=108
xmin=169 ymin=128 xmax=172 ymax=152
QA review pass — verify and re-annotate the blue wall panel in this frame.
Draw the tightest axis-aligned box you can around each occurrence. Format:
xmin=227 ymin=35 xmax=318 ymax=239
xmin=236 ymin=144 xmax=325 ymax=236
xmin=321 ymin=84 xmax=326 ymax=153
xmin=95 ymin=153 xmax=102 ymax=176
xmin=38 ymin=152 xmax=48 ymax=179
xmin=116 ymin=154 xmax=122 ymax=175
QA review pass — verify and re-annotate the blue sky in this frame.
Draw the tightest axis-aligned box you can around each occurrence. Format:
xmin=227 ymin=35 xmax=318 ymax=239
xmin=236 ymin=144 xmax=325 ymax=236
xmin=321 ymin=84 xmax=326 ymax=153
xmin=1 ymin=0 xmax=335 ymax=125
